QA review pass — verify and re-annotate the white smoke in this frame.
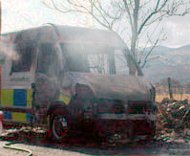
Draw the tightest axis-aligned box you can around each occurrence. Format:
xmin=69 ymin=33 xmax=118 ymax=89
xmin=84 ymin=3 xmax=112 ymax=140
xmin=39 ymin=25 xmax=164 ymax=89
xmin=0 ymin=36 xmax=19 ymax=61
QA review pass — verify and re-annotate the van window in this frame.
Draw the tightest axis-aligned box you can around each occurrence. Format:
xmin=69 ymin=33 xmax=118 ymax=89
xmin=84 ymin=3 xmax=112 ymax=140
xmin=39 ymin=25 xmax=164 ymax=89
xmin=37 ymin=43 xmax=58 ymax=76
xmin=11 ymin=42 xmax=36 ymax=72
xmin=115 ymin=49 xmax=129 ymax=75
xmin=61 ymin=43 xmax=89 ymax=72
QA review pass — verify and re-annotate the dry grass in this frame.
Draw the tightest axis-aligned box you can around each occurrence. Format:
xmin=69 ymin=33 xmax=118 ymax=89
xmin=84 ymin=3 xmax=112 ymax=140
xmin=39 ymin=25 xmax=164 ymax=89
xmin=156 ymin=94 xmax=190 ymax=102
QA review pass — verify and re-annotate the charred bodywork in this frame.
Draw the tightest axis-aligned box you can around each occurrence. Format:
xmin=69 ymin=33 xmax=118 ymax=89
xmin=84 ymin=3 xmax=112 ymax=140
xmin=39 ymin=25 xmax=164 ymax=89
xmin=61 ymin=72 xmax=157 ymax=141
xmin=0 ymin=25 xmax=157 ymax=142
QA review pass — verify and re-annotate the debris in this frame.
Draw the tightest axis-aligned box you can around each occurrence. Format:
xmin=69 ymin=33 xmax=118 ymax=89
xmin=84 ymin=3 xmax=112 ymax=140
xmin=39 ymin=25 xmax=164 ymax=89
xmin=156 ymin=99 xmax=190 ymax=142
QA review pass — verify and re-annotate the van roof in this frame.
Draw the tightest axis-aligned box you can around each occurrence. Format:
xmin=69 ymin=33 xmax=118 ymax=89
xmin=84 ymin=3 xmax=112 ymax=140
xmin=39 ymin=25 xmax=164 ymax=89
xmin=2 ymin=25 xmax=126 ymax=49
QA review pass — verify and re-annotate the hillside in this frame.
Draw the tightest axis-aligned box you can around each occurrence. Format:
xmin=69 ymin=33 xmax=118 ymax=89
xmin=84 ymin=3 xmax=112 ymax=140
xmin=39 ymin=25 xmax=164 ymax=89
xmin=143 ymin=45 xmax=190 ymax=83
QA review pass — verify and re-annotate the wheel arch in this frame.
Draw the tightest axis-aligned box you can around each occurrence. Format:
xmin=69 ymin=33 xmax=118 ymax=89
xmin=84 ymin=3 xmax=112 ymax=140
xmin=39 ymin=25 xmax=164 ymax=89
xmin=47 ymin=101 xmax=72 ymax=141
xmin=47 ymin=101 xmax=69 ymax=116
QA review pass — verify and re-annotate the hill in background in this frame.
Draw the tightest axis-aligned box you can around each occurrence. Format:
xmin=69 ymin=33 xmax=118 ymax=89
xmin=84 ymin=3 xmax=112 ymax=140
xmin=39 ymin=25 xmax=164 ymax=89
xmin=143 ymin=45 xmax=190 ymax=83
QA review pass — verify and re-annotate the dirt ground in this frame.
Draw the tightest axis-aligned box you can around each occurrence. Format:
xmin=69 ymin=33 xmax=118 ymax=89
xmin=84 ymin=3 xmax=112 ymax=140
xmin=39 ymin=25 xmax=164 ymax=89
xmin=156 ymin=94 xmax=190 ymax=102
xmin=1 ymin=139 xmax=190 ymax=156
xmin=0 ymin=140 xmax=89 ymax=156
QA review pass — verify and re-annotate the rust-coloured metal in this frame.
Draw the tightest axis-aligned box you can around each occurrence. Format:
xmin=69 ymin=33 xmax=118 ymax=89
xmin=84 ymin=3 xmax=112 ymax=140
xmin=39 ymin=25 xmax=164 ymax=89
xmin=1 ymin=25 xmax=157 ymax=142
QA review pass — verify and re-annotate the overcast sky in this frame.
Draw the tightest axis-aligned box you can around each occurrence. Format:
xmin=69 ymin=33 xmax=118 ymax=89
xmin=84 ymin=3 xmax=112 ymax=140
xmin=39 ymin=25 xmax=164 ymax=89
xmin=2 ymin=0 xmax=190 ymax=48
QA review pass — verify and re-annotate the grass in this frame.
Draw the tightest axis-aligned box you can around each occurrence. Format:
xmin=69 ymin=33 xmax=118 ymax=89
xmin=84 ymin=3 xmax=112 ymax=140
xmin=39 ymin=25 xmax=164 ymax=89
xmin=156 ymin=94 xmax=190 ymax=102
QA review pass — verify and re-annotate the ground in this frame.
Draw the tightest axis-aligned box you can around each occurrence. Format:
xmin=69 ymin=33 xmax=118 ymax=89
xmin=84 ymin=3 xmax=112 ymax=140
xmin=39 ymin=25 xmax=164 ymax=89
xmin=0 ymin=140 xmax=190 ymax=156
xmin=0 ymin=140 xmax=91 ymax=156
xmin=1 ymin=136 xmax=190 ymax=156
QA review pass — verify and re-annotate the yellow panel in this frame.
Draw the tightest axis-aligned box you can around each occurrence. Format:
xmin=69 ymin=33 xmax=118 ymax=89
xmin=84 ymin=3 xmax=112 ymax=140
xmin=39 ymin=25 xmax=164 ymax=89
xmin=1 ymin=89 xmax=14 ymax=107
xmin=59 ymin=94 xmax=71 ymax=105
xmin=12 ymin=112 xmax=26 ymax=123
xmin=27 ymin=89 xmax=33 ymax=108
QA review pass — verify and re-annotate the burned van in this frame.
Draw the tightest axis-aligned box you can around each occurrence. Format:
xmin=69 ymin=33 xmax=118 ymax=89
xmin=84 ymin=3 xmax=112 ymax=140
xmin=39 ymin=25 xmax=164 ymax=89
xmin=0 ymin=25 xmax=156 ymax=142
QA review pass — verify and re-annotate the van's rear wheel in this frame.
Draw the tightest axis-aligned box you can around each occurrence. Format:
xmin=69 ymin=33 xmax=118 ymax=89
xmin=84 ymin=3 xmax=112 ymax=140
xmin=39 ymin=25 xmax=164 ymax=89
xmin=50 ymin=111 xmax=70 ymax=141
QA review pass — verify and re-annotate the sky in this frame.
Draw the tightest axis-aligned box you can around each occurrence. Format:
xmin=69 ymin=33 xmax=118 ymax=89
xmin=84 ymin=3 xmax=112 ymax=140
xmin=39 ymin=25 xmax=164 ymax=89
xmin=2 ymin=0 xmax=190 ymax=48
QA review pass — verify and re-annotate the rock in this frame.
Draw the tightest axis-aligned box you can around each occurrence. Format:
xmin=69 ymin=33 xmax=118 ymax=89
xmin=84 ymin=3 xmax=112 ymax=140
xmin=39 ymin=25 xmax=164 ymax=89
xmin=179 ymin=105 xmax=185 ymax=110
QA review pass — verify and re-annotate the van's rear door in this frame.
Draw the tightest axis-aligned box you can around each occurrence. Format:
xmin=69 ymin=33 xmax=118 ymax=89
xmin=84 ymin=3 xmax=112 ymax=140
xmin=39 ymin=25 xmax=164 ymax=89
xmin=0 ymin=41 xmax=36 ymax=124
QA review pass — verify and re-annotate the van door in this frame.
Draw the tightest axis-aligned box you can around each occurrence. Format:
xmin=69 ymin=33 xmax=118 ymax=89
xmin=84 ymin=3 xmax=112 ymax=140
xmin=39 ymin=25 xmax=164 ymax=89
xmin=34 ymin=43 xmax=59 ymax=123
xmin=1 ymin=41 xmax=37 ymax=124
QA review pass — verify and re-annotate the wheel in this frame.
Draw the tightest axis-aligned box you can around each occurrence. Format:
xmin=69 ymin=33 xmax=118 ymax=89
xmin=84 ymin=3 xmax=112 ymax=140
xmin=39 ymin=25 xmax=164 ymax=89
xmin=49 ymin=110 xmax=70 ymax=141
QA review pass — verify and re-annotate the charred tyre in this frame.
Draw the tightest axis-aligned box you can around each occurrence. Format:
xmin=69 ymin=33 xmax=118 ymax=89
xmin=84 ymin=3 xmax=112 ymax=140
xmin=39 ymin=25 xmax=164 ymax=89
xmin=49 ymin=109 xmax=71 ymax=141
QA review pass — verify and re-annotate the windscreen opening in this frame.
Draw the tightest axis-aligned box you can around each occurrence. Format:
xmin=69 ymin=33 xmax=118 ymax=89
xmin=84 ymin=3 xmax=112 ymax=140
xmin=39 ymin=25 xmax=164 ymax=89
xmin=61 ymin=43 xmax=129 ymax=75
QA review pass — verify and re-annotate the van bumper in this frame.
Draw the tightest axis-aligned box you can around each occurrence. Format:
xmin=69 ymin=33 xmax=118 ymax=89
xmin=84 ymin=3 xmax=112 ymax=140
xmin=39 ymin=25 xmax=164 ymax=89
xmin=95 ymin=113 xmax=156 ymax=137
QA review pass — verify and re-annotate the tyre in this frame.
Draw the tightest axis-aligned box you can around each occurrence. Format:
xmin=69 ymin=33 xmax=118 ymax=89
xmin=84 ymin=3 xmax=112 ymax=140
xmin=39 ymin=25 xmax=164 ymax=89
xmin=49 ymin=110 xmax=70 ymax=141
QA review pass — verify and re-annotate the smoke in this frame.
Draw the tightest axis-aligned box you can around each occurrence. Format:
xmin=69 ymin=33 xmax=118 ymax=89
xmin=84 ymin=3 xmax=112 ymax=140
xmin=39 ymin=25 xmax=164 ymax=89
xmin=0 ymin=36 xmax=19 ymax=61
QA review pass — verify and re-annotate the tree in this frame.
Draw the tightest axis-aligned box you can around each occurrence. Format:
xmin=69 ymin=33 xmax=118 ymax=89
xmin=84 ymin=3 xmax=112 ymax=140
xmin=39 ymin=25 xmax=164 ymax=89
xmin=43 ymin=0 xmax=190 ymax=75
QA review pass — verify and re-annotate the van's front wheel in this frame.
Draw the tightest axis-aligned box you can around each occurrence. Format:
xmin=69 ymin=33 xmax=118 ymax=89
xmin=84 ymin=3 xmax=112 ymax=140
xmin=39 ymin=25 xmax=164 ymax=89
xmin=49 ymin=111 xmax=70 ymax=141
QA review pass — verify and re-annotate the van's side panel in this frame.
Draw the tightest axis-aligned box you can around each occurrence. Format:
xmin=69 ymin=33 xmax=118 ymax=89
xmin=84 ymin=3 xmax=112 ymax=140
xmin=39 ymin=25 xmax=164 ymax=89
xmin=0 ymin=34 xmax=35 ymax=124
xmin=1 ymin=88 xmax=33 ymax=123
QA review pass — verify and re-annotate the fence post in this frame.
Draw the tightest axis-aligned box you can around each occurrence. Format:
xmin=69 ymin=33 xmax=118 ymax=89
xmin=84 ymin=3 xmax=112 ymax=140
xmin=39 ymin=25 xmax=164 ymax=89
xmin=168 ymin=77 xmax=173 ymax=101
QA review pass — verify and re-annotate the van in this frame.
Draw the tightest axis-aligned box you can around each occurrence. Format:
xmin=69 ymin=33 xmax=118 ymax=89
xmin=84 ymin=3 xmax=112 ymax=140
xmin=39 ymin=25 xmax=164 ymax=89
xmin=0 ymin=25 xmax=156 ymax=142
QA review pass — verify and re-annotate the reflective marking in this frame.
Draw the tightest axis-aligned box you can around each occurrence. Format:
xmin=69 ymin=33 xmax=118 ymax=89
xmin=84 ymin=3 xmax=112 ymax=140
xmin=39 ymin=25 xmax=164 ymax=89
xmin=1 ymin=89 xmax=33 ymax=123
xmin=1 ymin=89 xmax=32 ymax=108
xmin=12 ymin=112 xmax=26 ymax=122
xmin=4 ymin=111 xmax=12 ymax=120
xmin=14 ymin=89 xmax=27 ymax=107
xmin=58 ymin=94 xmax=71 ymax=105
xmin=27 ymin=89 xmax=33 ymax=108
xmin=1 ymin=89 xmax=14 ymax=107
